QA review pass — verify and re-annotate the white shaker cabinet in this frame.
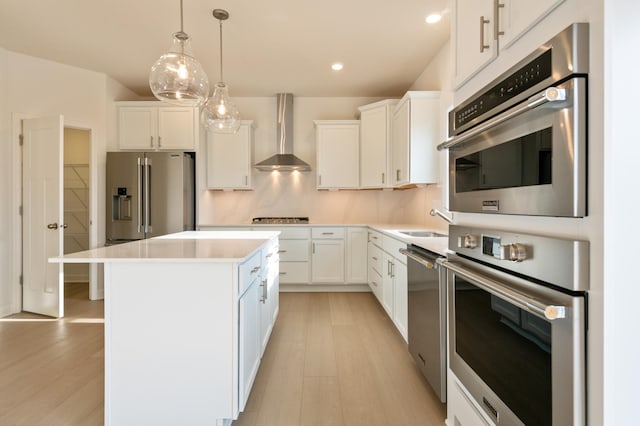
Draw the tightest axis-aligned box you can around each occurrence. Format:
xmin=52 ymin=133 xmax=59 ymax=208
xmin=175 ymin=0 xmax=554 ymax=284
xmin=238 ymin=275 xmax=261 ymax=411
xmin=391 ymin=92 xmax=440 ymax=187
xmin=117 ymin=102 xmax=198 ymax=150
xmin=314 ymin=120 xmax=360 ymax=189
xmin=498 ymin=0 xmax=566 ymax=50
xmin=452 ymin=0 xmax=497 ymax=89
xmin=206 ymin=121 xmax=254 ymax=190
xmin=452 ymin=0 xmax=565 ymax=88
xmin=358 ymin=100 xmax=398 ymax=188
xmin=311 ymin=227 xmax=345 ymax=283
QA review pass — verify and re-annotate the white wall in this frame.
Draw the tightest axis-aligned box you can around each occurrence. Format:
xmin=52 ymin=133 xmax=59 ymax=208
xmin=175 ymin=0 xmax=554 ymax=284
xmin=603 ymin=0 xmax=640 ymax=422
xmin=197 ymin=96 xmax=435 ymax=226
xmin=0 ymin=49 xmax=138 ymax=313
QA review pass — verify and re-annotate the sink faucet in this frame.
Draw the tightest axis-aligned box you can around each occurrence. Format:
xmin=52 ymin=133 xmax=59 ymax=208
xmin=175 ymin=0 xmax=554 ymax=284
xmin=430 ymin=208 xmax=453 ymax=224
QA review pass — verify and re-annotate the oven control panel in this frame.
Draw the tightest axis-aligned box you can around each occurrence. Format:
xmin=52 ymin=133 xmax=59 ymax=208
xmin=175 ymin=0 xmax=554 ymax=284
xmin=481 ymin=235 xmax=527 ymax=262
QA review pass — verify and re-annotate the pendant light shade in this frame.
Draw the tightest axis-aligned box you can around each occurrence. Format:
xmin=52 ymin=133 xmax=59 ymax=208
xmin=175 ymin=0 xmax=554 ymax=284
xmin=149 ymin=1 xmax=209 ymax=107
xmin=201 ymin=9 xmax=241 ymax=133
xmin=201 ymin=82 xmax=240 ymax=132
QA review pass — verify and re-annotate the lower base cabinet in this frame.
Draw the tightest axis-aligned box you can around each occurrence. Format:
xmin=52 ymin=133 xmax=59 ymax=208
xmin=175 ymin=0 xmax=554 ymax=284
xmin=239 ymin=278 xmax=261 ymax=411
xmin=367 ymin=230 xmax=408 ymax=342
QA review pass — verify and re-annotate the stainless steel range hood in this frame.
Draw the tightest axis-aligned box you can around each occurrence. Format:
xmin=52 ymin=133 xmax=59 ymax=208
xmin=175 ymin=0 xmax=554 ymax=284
xmin=254 ymin=93 xmax=312 ymax=172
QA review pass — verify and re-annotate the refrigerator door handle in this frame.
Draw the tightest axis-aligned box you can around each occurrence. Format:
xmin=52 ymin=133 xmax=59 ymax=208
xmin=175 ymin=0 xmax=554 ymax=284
xmin=145 ymin=157 xmax=152 ymax=233
xmin=137 ymin=157 xmax=143 ymax=233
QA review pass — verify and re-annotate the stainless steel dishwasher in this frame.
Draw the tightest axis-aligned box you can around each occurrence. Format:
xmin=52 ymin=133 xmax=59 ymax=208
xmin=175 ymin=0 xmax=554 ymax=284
xmin=400 ymin=244 xmax=446 ymax=403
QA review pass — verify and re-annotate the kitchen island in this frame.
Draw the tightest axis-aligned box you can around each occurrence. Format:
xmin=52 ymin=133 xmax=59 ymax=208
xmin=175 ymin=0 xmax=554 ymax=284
xmin=50 ymin=231 xmax=280 ymax=426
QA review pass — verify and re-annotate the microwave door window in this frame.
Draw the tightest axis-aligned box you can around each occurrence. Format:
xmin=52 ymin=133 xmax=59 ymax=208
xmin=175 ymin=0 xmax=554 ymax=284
xmin=455 ymin=127 xmax=552 ymax=193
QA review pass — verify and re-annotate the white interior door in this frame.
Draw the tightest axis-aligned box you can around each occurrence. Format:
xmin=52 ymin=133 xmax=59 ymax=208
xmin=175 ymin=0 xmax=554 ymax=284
xmin=22 ymin=116 xmax=65 ymax=317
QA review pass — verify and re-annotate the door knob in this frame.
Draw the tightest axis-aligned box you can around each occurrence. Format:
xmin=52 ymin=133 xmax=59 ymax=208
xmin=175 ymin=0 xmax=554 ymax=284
xmin=61 ymin=223 xmax=68 ymax=229
xmin=47 ymin=223 xmax=58 ymax=229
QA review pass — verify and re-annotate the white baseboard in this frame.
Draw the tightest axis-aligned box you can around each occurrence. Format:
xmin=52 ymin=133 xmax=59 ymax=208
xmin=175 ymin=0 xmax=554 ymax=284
xmin=279 ymin=283 xmax=371 ymax=292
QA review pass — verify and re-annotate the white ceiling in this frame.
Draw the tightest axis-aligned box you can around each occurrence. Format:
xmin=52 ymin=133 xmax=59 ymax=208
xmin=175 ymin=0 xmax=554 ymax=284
xmin=0 ymin=0 xmax=450 ymax=98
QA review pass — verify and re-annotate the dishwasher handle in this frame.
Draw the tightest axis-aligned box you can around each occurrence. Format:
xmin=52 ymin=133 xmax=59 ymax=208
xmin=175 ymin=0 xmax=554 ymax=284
xmin=399 ymin=248 xmax=440 ymax=270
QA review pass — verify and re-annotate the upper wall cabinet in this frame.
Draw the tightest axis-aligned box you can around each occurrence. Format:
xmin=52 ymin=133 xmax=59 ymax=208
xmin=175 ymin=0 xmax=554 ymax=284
xmin=358 ymin=100 xmax=398 ymax=189
xmin=452 ymin=0 xmax=565 ymax=88
xmin=117 ymin=102 xmax=198 ymax=151
xmin=391 ymin=92 xmax=440 ymax=187
xmin=206 ymin=121 xmax=254 ymax=190
xmin=314 ymin=120 xmax=360 ymax=190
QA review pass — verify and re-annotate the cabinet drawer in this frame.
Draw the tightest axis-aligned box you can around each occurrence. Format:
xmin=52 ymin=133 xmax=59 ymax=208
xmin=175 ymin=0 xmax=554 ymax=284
xmin=279 ymin=227 xmax=311 ymax=239
xmin=239 ymin=251 xmax=262 ymax=295
xmin=279 ymin=240 xmax=309 ymax=261
xmin=368 ymin=230 xmax=383 ymax=247
xmin=279 ymin=262 xmax=310 ymax=284
xmin=383 ymin=235 xmax=407 ymax=263
xmin=368 ymin=243 xmax=383 ymax=275
xmin=311 ymin=227 xmax=345 ymax=239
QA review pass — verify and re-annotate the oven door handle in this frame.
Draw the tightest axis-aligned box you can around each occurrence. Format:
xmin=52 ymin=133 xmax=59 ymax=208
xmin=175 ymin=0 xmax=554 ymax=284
xmin=399 ymin=248 xmax=440 ymax=269
xmin=442 ymin=260 xmax=567 ymax=320
xmin=437 ymin=87 xmax=567 ymax=151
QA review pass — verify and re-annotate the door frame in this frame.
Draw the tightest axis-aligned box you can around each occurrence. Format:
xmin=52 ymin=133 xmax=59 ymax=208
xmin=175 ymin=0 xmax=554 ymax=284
xmin=10 ymin=113 xmax=99 ymax=314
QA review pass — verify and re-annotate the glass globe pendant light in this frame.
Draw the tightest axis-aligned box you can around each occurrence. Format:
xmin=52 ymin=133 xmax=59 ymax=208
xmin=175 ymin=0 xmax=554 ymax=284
xmin=149 ymin=0 xmax=209 ymax=107
xmin=201 ymin=9 xmax=241 ymax=133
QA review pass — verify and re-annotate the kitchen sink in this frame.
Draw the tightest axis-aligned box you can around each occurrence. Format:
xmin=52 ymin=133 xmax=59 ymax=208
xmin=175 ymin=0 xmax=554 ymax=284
xmin=397 ymin=230 xmax=447 ymax=238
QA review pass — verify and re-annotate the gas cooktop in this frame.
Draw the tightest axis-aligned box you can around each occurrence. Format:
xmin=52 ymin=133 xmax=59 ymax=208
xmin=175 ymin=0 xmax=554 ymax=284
xmin=251 ymin=217 xmax=310 ymax=224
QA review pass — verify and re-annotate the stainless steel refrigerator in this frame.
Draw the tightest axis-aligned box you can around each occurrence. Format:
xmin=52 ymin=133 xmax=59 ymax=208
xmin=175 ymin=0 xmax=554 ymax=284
xmin=106 ymin=152 xmax=195 ymax=244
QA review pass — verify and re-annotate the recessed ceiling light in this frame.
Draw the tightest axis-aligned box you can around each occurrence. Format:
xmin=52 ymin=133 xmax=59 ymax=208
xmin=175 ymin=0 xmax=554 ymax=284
xmin=425 ymin=13 xmax=442 ymax=24
xmin=331 ymin=62 xmax=344 ymax=71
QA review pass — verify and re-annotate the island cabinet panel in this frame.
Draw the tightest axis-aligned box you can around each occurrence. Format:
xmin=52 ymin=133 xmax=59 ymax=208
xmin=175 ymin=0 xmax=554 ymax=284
xmin=105 ymin=262 xmax=236 ymax=425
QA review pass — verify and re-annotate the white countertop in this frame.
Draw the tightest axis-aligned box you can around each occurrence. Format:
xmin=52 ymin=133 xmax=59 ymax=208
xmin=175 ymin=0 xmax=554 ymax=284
xmin=198 ymin=223 xmax=450 ymax=256
xmin=49 ymin=231 xmax=279 ymax=264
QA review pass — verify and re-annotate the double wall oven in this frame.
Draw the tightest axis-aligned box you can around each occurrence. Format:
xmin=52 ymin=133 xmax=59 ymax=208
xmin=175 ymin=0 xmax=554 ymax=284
xmin=436 ymin=23 xmax=591 ymax=426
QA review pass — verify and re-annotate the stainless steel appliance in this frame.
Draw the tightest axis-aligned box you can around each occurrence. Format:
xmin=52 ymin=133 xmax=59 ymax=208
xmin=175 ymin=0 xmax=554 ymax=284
xmin=442 ymin=225 xmax=588 ymax=425
xmin=106 ymin=152 xmax=195 ymax=243
xmin=252 ymin=217 xmax=310 ymax=224
xmin=439 ymin=23 xmax=589 ymax=217
xmin=400 ymin=245 xmax=447 ymax=403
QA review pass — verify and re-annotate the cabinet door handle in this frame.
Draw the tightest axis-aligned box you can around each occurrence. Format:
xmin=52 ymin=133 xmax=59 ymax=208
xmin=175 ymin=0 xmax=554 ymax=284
xmin=381 ymin=172 xmax=385 ymax=184
xmin=480 ymin=16 xmax=490 ymax=52
xmin=250 ymin=266 xmax=260 ymax=274
xmin=279 ymin=272 xmax=287 ymax=275
xmin=312 ymin=243 xmax=316 ymax=254
xmin=278 ymin=249 xmax=287 ymax=253
xmin=372 ymin=256 xmax=378 ymax=261
xmin=260 ymin=279 xmax=268 ymax=303
xmin=396 ymin=169 xmax=401 ymax=182
xmin=318 ymin=175 xmax=322 ymax=186
xmin=150 ymin=136 xmax=154 ymax=147
xmin=390 ymin=262 xmax=395 ymax=278
xmin=158 ymin=136 xmax=162 ymax=147
xmin=244 ymin=175 xmax=248 ymax=186
xmin=494 ymin=0 xmax=504 ymax=40
xmin=371 ymin=280 xmax=378 ymax=287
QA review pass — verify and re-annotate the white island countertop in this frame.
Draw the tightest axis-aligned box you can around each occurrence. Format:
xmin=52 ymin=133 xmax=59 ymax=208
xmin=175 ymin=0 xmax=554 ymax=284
xmin=49 ymin=230 xmax=280 ymax=263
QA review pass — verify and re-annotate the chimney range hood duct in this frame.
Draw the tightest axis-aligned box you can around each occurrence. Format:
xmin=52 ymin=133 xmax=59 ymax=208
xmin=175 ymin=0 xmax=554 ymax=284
xmin=254 ymin=93 xmax=312 ymax=171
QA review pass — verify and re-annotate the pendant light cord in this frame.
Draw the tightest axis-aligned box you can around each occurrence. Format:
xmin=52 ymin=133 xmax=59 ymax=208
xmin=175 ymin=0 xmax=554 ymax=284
xmin=218 ymin=19 xmax=224 ymax=82
xmin=179 ymin=0 xmax=184 ymax=32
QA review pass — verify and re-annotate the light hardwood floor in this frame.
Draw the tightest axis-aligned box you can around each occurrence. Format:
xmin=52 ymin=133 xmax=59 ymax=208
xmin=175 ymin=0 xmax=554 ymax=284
xmin=0 ymin=289 xmax=445 ymax=425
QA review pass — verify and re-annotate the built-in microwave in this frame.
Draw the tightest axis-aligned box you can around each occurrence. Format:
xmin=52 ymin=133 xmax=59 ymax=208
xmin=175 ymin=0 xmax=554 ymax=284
xmin=439 ymin=23 xmax=589 ymax=217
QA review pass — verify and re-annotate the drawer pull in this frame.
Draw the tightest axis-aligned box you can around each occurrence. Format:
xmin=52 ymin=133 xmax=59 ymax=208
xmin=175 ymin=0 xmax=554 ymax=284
xmin=372 ymin=256 xmax=378 ymax=261
xmin=250 ymin=266 xmax=260 ymax=274
xmin=278 ymin=250 xmax=287 ymax=253
xmin=279 ymin=272 xmax=287 ymax=275
xmin=266 ymin=253 xmax=273 ymax=258
xmin=321 ymin=232 xmax=334 ymax=235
